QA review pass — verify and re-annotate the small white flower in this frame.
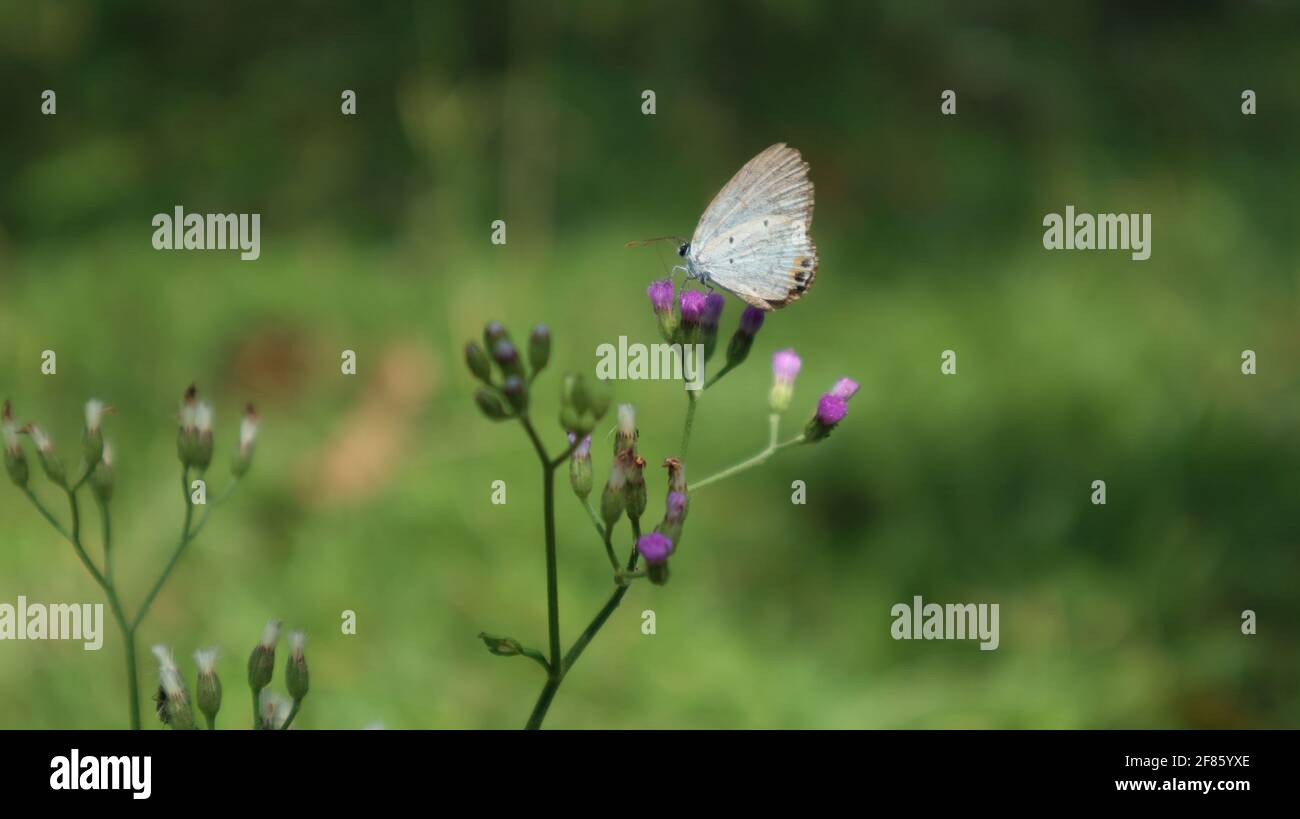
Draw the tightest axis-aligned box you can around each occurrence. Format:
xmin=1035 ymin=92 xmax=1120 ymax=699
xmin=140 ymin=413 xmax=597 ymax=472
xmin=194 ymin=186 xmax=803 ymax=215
xmin=260 ymin=619 xmax=283 ymax=648
xmin=84 ymin=399 xmax=105 ymax=432
xmin=617 ymin=404 xmax=635 ymax=438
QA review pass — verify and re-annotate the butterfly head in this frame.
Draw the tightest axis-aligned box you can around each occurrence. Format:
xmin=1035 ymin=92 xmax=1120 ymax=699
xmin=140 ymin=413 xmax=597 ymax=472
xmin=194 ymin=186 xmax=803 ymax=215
xmin=677 ymin=242 xmax=689 ymax=258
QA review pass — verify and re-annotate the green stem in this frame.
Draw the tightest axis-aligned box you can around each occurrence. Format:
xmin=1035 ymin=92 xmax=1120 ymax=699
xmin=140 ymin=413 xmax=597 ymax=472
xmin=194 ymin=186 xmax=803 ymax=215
xmin=691 ymin=414 xmax=804 ymax=492
xmin=704 ymin=363 xmax=734 ymax=390
xmin=280 ymin=699 xmax=303 ymax=730
xmin=520 ymin=416 xmax=565 ymax=730
xmin=252 ymin=687 xmax=262 ymax=729
xmin=203 ymin=712 xmax=215 ymax=730
xmin=131 ymin=468 xmax=194 ymax=631
xmin=680 ymin=390 xmax=699 ymax=460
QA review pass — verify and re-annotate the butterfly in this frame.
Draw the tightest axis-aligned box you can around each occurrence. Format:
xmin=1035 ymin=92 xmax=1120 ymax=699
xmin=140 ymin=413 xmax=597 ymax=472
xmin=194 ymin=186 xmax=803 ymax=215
xmin=676 ymin=143 xmax=817 ymax=311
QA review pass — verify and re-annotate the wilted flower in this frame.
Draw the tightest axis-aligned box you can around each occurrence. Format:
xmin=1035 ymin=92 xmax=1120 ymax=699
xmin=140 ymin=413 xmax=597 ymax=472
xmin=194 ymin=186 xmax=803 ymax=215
xmin=568 ymin=433 xmax=593 ymax=499
xmin=152 ymin=645 xmax=195 ymax=729
xmin=769 ymin=349 xmax=802 ymax=413
xmin=2 ymin=401 xmax=27 ymax=488
xmin=22 ymin=424 xmax=65 ymax=487
xmin=82 ymin=399 xmax=111 ymax=466
xmin=177 ymin=385 xmax=199 ymax=467
xmin=192 ymin=401 xmax=214 ymax=471
xmin=89 ymin=442 xmax=114 ymax=503
xmin=616 ymin=403 xmax=637 ymax=455
xmin=258 ymin=689 xmax=292 ymax=730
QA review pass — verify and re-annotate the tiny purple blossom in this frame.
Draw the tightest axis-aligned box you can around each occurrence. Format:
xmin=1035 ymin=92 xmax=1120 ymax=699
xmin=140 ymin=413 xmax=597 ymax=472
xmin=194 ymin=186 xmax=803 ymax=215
xmin=772 ymin=349 xmax=801 ymax=384
xmin=636 ymin=532 xmax=674 ymax=564
xmin=816 ymin=394 xmax=848 ymax=425
xmin=647 ymin=279 xmax=675 ymax=314
xmin=739 ymin=306 xmax=765 ymax=336
xmin=830 ymin=378 xmax=860 ymax=401
xmin=665 ymin=491 xmax=687 ymax=523
xmin=568 ymin=432 xmax=592 ymax=458
xmin=701 ymin=293 xmax=725 ymax=330
xmin=679 ymin=291 xmax=707 ymax=324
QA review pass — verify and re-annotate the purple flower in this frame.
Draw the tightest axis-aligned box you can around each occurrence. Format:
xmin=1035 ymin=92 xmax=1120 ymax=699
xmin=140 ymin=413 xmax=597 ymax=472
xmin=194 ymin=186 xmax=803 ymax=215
xmin=679 ymin=290 xmax=707 ymax=325
xmin=816 ymin=394 xmax=848 ymax=425
xmin=769 ymin=348 xmax=802 ymax=412
xmin=739 ymin=306 xmax=765 ymax=337
xmin=636 ymin=532 xmax=674 ymax=564
xmin=701 ymin=293 xmax=726 ymax=330
xmin=647 ymin=279 xmax=674 ymax=314
xmin=568 ymin=432 xmax=592 ymax=458
xmin=830 ymin=378 xmax=859 ymax=401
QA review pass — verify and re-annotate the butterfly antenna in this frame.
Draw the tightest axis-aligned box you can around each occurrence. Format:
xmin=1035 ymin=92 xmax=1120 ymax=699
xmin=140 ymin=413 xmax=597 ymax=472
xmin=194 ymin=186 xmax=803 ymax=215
xmin=623 ymin=235 xmax=684 ymax=249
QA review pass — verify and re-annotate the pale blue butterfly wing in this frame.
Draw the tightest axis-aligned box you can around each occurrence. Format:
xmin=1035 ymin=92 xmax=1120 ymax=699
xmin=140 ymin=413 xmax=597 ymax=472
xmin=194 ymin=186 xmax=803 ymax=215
xmin=686 ymin=143 xmax=817 ymax=310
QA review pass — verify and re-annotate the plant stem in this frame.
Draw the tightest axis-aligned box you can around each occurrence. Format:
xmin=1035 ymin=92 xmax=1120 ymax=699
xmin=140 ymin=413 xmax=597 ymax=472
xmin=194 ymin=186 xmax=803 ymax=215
xmin=281 ymin=699 xmax=303 ymax=730
xmin=691 ymin=414 xmax=804 ymax=492
xmin=519 ymin=416 xmax=565 ymax=730
xmin=131 ymin=468 xmax=195 ymax=630
xmin=680 ymin=390 xmax=699 ymax=460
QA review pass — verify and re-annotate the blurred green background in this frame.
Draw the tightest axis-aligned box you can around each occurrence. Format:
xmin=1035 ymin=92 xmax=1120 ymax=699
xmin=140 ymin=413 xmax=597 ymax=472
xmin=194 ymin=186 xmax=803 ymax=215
xmin=1 ymin=0 xmax=1298 ymax=729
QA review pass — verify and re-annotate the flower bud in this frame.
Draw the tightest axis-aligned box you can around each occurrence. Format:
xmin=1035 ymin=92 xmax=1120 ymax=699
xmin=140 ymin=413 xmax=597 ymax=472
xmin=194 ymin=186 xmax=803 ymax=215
xmin=663 ymin=456 xmax=687 ymax=496
xmin=624 ymin=455 xmax=647 ymax=521
xmin=464 ymin=341 xmax=493 ymax=384
xmin=559 ymin=373 xmax=606 ymax=436
xmin=647 ymin=279 xmax=678 ymax=341
xmin=655 ymin=489 xmax=688 ymax=550
xmin=483 ymin=320 xmax=510 ymax=350
xmin=501 ymin=375 xmax=528 ymax=413
xmin=247 ymin=619 xmax=281 ymax=691
xmin=700 ymin=294 xmax=725 ymax=363
xmin=2 ymin=401 xmax=28 ymax=488
xmin=492 ymin=339 xmax=524 ymax=379
xmin=89 ymin=442 xmax=114 ymax=503
xmin=23 ymin=424 xmax=65 ymax=487
xmin=528 ymin=324 xmax=551 ymax=374
xmin=194 ymin=648 xmax=222 ymax=726
xmin=177 ymin=385 xmax=199 ymax=468
xmin=285 ymin=630 xmax=309 ymax=701
xmin=192 ymin=402 xmax=214 ymax=471
xmin=599 ymin=455 xmax=628 ymax=531
xmin=232 ymin=404 xmax=257 ymax=477
xmin=725 ymin=306 xmax=766 ymax=368
xmin=474 ymin=387 xmax=511 ymax=421
xmin=568 ymin=433 xmax=593 ymax=499
xmin=615 ymin=403 xmax=637 ymax=455
xmin=769 ymin=349 xmax=802 ymax=413
xmin=82 ymin=399 xmax=110 ymax=466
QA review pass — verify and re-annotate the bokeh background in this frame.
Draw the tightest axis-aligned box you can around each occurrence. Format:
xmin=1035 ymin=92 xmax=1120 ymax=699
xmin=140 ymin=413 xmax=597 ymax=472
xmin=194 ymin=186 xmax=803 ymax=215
xmin=1 ymin=0 xmax=1298 ymax=729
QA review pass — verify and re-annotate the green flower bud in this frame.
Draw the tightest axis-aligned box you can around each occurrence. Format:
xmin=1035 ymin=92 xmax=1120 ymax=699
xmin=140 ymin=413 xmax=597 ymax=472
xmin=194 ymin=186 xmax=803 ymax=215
xmin=483 ymin=320 xmax=510 ymax=350
xmin=465 ymin=341 xmax=492 ymax=384
xmin=600 ymin=455 xmax=629 ymax=531
xmin=474 ymin=388 xmax=511 ymax=421
xmin=192 ymin=402 xmax=214 ymax=472
xmin=647 ymin=561 xmax=671 ymax=586
xmin=177 ymin=385 xmax=199 ymax=468
xmin=82 ymin=400 xmax=109 ymax=467
xmin=89 ymin=443 xmax=114 ymax=503
xmin=247 ymin=620 xmax=280 ymax=691
xmin=194 ymin=648 xmax=222 ymax=727
xmin=568 ymin=434 xmax=593 ymax=499
xmin=285 ymin=631 xmax=309 ymax=702
xmin=624 ymin=455 xmax=647 ymax=521
xmin=502 ymin=375 xmax=528 ymax=413
xmin=528 ymin=324 xmax=551 ymax=374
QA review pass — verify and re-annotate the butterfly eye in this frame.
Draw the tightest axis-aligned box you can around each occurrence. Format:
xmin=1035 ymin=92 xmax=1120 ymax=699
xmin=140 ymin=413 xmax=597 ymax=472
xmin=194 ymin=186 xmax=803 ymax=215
xmin=677 ymin=242 xmax=689 ymax=257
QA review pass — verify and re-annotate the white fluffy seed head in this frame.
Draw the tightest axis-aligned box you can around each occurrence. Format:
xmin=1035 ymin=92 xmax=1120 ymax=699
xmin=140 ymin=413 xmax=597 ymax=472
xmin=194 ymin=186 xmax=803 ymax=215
xmin=195 ymin=402 xmax=213 ymax=434
xmin=260 ymin=619 xmax=282 ymax=648
xmin=193 ymin=647 xmax=219 ymax=676
xmin=288 ymin=630 xmax=306 ymax=659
